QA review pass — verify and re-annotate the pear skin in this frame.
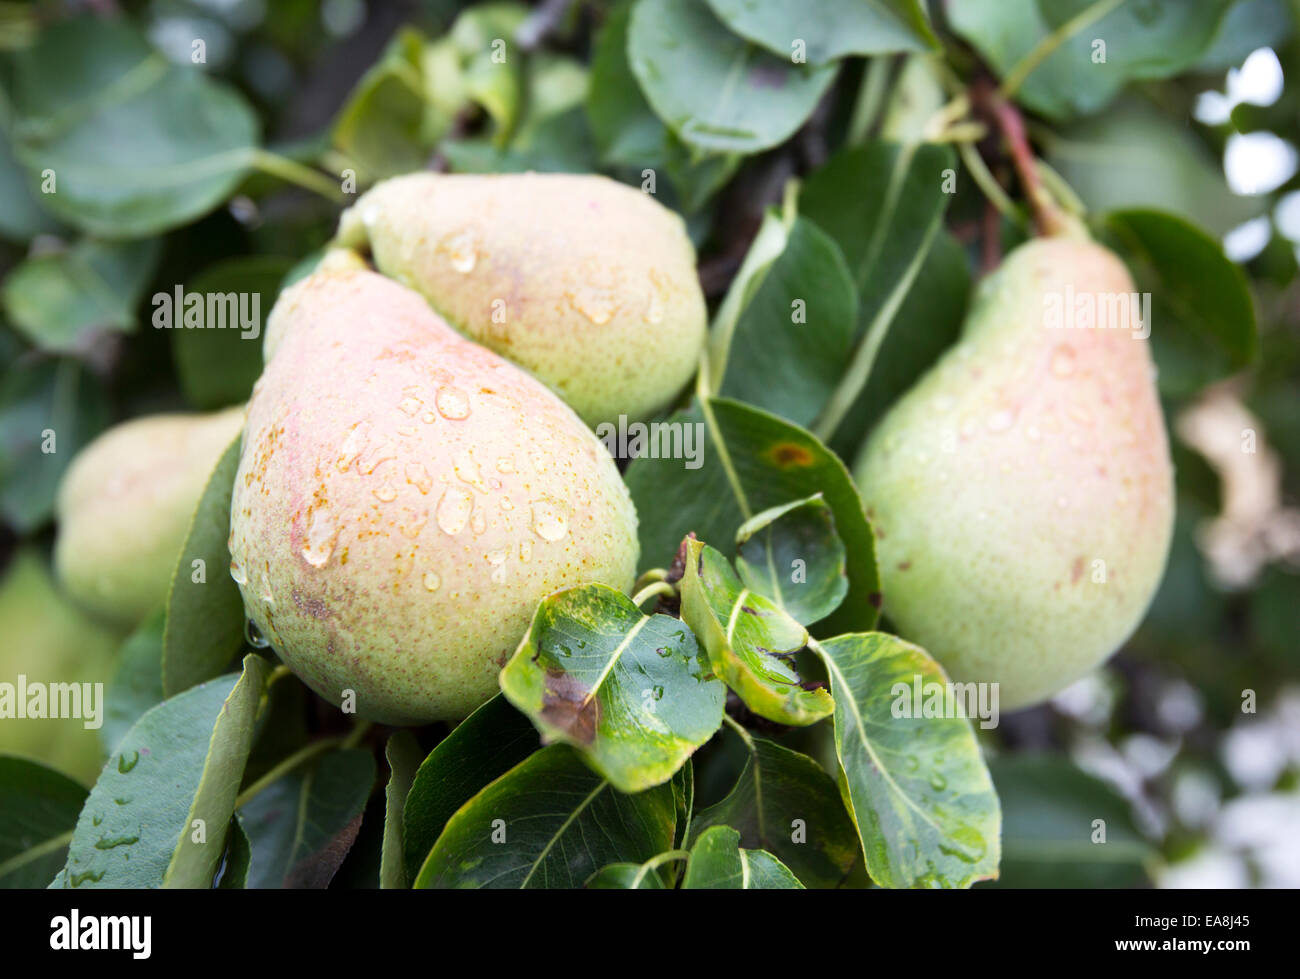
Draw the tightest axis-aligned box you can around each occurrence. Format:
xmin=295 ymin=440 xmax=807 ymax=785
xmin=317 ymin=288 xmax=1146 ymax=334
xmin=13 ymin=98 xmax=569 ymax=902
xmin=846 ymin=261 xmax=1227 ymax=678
xmin=334 ymin=172 xmax=707 ymax=427
xmin=854 ymin=237 xmax=1174 ymax=709
xmin=230 ymin=266 xmax=639 ymax=724
xmin=55 ymin=406 xmax=245 ymax=628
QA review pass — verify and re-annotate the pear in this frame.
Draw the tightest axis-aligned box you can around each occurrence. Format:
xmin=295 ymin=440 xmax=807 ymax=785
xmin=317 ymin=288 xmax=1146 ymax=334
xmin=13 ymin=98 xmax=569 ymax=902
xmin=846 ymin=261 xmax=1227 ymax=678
xmin=333 ymin=171 xmax=707 ymax=427
xmin=54 ymin=406 xmax=244 ymax=628
xmin=853 ymin=236 xmax=1174 ymax=709
xmin=0 ymin=549 xmax=121 ymax=783
xmin=229 ymin=266 xmax=639 ymax=724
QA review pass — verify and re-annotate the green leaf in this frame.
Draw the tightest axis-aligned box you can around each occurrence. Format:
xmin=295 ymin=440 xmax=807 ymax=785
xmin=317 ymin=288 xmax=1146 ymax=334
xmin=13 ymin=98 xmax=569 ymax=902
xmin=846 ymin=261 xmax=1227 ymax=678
xmin=0 ymin=356 xmax=110 ymax=533
xmin=624 ymin=397 xmax=879 ymax=635
xmin=587 ymin=0 xmax=739 ymax=211
xmin=816 ymin=633 xmax=1001 ymax=888
xmin=628 ymin=0 xmax=838 ymax=154
xmin=681 ymin=825 xmax=803 ymax=888
xmin=703 ymin=0 xmax=935 ymax=63
xmin=798 ymin=140 xmax=955 ymax=452
xmin=1 ymin=238 xmax=160 ymax=352
xmin=380 ymin=731 xmax=421 ymax=889
xmin=1196 ymin=0 xmax=1295 ymax=71
xmin=238 ymin=748 xmax=376 ymax=889
xmin=950 ymin=0 xmax=1235 ymax=121
xmin=171 ymin=256 xmax=294 ymax=410
xmin=162 ymin=437 xmax=244 ymax=697
xmin=402 ymin=694 xmax=538 ymax=882
xmin=0 ymin=756 xmax=88 ymax=888
xmin=500 ymin=583 xmax=725 ymax=793
xmin=585 ymin=859 xmax=670 ymax=888
xmin=987 ymin=755 xmax=1154 ymax=888
xmin=9 ymin=17 xmax=258 ymax=237
xmin=55 ymin=656 xmax=269 ymax=889
xmin=333 ymin=28 xmax=449 ymax=181
xmin=101 ymin=608 xmax=166 ymax=755
xmin=1046 ymin=102 xmax=1262 ymax=238
xmin=671 ymin=758 xmax=694 ymax=851
xmin=839 ymin=229 xmax=971 ymax=455
xmin=0 ymin=124 xmax=60 ymax=243
xmin=414 ymin=745 xmax=676 ymax=888
xmin=714 ymin=212 xmax=859 ymax=428
xmin=680 ymin=539 xmax=833 ymax=726
xmin=451 ymin=3 xmax=529 ymax=142
xmin=1102 ymin=209 xmax=1258 ymax=396
xmin=734 ymin=494 xmax=848 ymax=626
xmin=693 ymin=733 xmax=860 ymax=888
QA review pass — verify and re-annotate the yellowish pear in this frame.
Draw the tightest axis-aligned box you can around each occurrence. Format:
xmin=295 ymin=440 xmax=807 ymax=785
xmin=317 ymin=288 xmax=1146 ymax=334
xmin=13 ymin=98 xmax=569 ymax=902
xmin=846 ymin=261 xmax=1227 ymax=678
xmin=229 ymin=266 xmax=639 ymax=724
xmin=334 ymin=171 xmax=707 ymax=426
xmin=55 ymin=406 xmax=244 ymax=627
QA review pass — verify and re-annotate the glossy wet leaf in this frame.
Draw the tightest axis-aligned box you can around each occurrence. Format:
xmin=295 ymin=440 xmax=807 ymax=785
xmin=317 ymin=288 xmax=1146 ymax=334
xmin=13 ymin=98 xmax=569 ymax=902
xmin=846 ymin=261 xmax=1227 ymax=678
xmin=0 ymin=357 xmax=109 ymax=533
xmin=693 ymin=734 xmax=860 ymax=888
xmin=162 ymin=438 xmax=244 ymax=697
xmin=734 ymin=495 xmax=848 ymax=626
xmin=816 ymin=633 xmax=1000 ymax=888
xmin=680 ymin=539 xmax=832 ymax=726
xmin=1 ymin=238 xmax=161 ymax=353
xmin=8 ymin=17 xmax=258 ymax=237
xmin=1102 ymin=208 xmax=1258 ymax=396
xmin=681 ymin=825 xmax=803 ymax=889
xmin=624 ymin=397 xmax=879 ymax=636
xmin=101 ymin=608 xmax=166 ymax=755
xmin=238 ymin=748 xmax=376 ymax=889
xmin=402 ymin=694 xmax=539 ymax=883
xmin=500 ymin=583 xmax=725 ymax=793
xmin=55 ymin=656 xmax=269 ymax=889
xmin=171 ymin=256 xmax=294 ymax=410
xmin=703 ymin=0 xmax=935 ymax=64
xmin=987 ymin=755 xmax=1153 ymax=888
xmin=628 ymin=0 xmax=838 ymax=154
xmin=0 ymin=757 xmax=88 ymax=889
xmin=380 ymin=731 xmax=421 ymax=889
xmin=414 ymin=745 xmax=675 ymax=889
xmin=714 ymin=212 xmax=858 ymax=428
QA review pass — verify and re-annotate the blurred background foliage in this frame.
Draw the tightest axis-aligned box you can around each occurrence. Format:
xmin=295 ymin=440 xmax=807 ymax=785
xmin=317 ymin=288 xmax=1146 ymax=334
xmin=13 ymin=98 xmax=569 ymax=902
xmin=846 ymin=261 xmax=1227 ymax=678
xmin=0 ymin=0 xmax=1296 ymax=887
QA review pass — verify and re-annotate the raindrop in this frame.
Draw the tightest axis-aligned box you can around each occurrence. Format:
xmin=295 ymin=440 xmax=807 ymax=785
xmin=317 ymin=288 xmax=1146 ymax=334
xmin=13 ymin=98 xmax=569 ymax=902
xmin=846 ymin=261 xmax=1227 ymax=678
xmin=229 ymin=558 xmax=248 ymax=586
xmin=373 ymin=482 xmax=398 ymax=503
xmin=531 ymin=499 xmax=568 ymax=542
xmin=435 ymin=385 xmax=471 ymax=420
xmin=423 ymin=571 xmax=441 ymax=593
xmin=301 ymin=507 xmax=337 ymax=567
xmin=445 ymin=231 xmax=478 ymax=273
xmin=245 ymin=619 xmax=271 ymax=649
xmin=435 ymin=487 xmax=474 ymax=535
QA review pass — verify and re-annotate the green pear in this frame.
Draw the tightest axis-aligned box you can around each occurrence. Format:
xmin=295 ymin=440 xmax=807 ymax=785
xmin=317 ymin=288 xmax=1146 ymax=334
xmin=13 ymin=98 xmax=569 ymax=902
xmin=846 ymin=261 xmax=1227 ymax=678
xmin=229 ymin=265 xmax=640 ymax=724
xmin=333 ymin=171 xmax=707 ymax=427
xmin=0 ymin=548 xmax=119 ymax=783
xmin=54 ymin=406 xmax=244 ymax=628
xmin=853 ymin=236 xmax=1174 ymax=709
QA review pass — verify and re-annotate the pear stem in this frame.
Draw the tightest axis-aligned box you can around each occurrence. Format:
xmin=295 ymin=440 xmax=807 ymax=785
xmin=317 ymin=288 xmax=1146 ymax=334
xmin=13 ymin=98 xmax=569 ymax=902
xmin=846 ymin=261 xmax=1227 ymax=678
xmin=986 ymin=94 xmax=1073 ymax=237
xmin=632 ymin=581 xmax=676 ymax=608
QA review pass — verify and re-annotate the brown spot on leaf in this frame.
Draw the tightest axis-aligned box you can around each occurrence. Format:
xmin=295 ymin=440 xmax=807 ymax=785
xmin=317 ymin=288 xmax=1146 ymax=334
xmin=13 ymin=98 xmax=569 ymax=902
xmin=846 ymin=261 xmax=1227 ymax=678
xmin=897 ymin=561 xmax=911 ymax=572
xmin=769 ymin=442 xmax=815 ymax=468
xmin=539 ymin=669 xmax=600 ymax=745
xmin=867 ymin=591 xmax=883 ymax=609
